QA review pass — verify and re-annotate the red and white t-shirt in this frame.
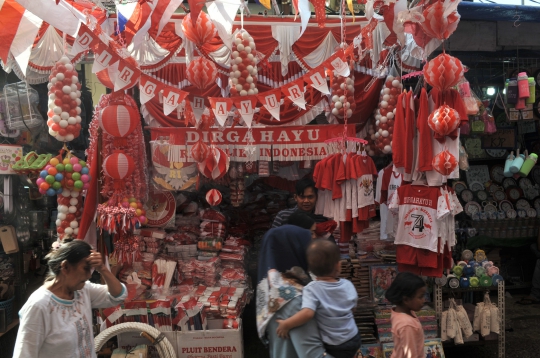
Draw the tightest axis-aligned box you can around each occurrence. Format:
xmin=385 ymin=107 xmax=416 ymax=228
xmin=389 ymin=185 xmax=449 ymax=253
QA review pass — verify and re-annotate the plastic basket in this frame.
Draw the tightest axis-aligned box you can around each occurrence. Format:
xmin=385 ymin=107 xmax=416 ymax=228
xmin=2 ymin=82 xmax=43 ymax=131
xmin=0 ymin=295 xmax=14 ymax=326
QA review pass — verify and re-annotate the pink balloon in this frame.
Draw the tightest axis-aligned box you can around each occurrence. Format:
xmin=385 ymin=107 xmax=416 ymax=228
xmin=70 ymin=157 xmax=79 ymax=165
xmin=36 ymin=178 xmax=45 ymax=186
xmin=81 ymin=174 xmax=89 ymax=183
xmin=139 ymin=216 xmax=146 ymax=223
xmin=45 ymin=165 xmax=52 ymax=170
xmin=83 ymin=183 xmax=90 ymax=190
xmin=73 ymin=164 xmax=82 ymax=172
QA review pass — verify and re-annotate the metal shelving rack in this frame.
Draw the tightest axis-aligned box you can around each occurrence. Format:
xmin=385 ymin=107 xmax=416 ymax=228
xmin=434 ymin=281 xmax=505 ymax=358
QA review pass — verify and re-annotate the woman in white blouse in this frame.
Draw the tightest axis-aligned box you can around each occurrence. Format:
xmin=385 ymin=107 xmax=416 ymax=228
xmin=13 ymin=239 xmax=127 ymax=358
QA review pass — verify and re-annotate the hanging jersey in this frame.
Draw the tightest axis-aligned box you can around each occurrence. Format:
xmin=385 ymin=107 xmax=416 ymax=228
xmin=385 ymin=171 xmax=403 ymax=238
xmin=389 ymin=185 xmax=449 ymax=253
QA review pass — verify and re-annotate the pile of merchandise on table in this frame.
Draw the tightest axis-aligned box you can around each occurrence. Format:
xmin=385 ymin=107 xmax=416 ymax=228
xmin=105 ymin=203 xmax=252 ymax=332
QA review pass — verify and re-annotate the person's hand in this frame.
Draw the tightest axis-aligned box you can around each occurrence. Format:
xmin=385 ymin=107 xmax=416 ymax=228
xmin=276 ymin=319 xmax=290 ymax=339
xmin=87 ymin=251 xmax=106 ymax=273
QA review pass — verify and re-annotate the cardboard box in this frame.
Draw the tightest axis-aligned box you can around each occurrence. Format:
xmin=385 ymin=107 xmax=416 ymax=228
xmin=177 ymin=319 xmax=243 ymax=358
xmin=118 ymin=331 xmax=176 ymax=358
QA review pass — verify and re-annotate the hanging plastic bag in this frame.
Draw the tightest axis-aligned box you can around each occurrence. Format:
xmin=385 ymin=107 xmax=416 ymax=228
xmin=459 ymin=141 xmax=470 ymax=171
xmin=473 ymin=301 xmax=484 ymax=332
xmin=454 ymin=320 xmax=464 ymax=344
xmin=483 ymin=108 xmax=497 ymax=134
xmin=490 ymin=302 xmax=500 ymax=334
xmin=446 ymin=306 xmax=457 ymax=339
xmin=441 ymin=310 xmax=449 ymax=341
xmin=481 ymin=293 xmax=492 ymax=337
xmin=457 ymin=77 xmax=479 ymax=115
xmin=456 ymin=304 xmax=473 ymax=338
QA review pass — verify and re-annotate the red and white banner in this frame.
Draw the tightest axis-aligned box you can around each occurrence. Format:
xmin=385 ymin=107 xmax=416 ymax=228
xmin=139 ymin=74 xmax=162 ymax=105
xmin=114 ymin=61 xmax=140 ymax=91
xmin=257 ymin=88 xmax=281 ymax=122
xmin=326 ymin=50 xmax=350 ymax=77
xmin=232 ymin=97 xmax=258 ymax=128
xmin=149 ymin=125 xmax=355 ymax=162
xmin=190 ymin=96 xmax=206 ymax=125
xmin=163 ymin=87 xmax=187 ymax=115
xmin=304 ymin=66 xmax=330 ymax=95
xmin=70 ymin=25 xmax=98 ymax=56
xmin=208 ymin=97 xmax=233 ymax=126
xmin=92 ymin=43 xmax=119 ymax=74
xmin=281 ymin=78 xmax=306 ymax=110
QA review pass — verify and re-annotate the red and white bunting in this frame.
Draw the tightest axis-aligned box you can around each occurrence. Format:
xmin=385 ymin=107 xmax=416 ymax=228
xmin=232 ymin=96 xmax=258 ymax=128
xmin=326 ymin=50 xmax=350 ymax=77
xmin=257 ymin=88 xmax=281 ymax=121
xmin=190 ymin=96 xmax=206 ymax=125
xmin=304 ymin=66 xmax=330 ymax=95
xmin=70 ymin=26 xmax=97 ymax=56
xmin=163 ymin=87 xmax=188 ymax=115
xmin=92 ymin=43 xmax=119 ymax=74
xmin=208 ymin=97 xmax=233 ymax=126
xmin=139 ymin=74 xmax=162 ymax=105
xmin=281 ymin=79 xmax=306 ymax=110
xmin=114 ymin=61 xmax=140 ymax=92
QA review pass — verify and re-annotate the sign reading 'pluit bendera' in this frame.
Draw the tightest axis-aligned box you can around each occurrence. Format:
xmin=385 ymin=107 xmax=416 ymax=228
xmin=149 ymin=125 xmax=355 ymax=162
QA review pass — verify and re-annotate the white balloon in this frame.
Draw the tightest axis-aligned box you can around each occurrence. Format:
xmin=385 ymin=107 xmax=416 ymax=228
xmin=68 ymin=206 xmax=77 ymax=214
xmin=235 ymin=57 xmax=243 ymax=64
xmin=65 ymin=63 xmax=73 ymax=71
xmin=58 ymin=205 xmax=67 ymax=213
xmin=56 ymin=73 xmax=65 ymax=81
xmin=371 ymin=134 xmax=376 ymax=140
xmin=60 ymin=56 xmax=70 ymax=64
xmin=387 ymin=112 xmax=394 ymax=119
xmin=62 ymin=85 xmax=71 ymax=94
xmin=376 ymin=120 xmax=380 ymax=126
xmin=70 ymin=92 xmax=77 ymax=99
xmin=250 ymin=83 xmax=255 ymax=89
xmin=56 ymin=219 xmax=62 ymax=227
xmin=51 ymin=78 xmax=58 ymax=85
xmin=253 ymin=88 xmax=259 ymax=94
xmin=47 ymin=83 xmax=53 ymax=90
xmin=242 ymin=32 xmax=250 ymax=40
xmin=383 ymin=88 xmax=391 ymax=95
xmin=347 ymin=85 xmax=354 ymax=92
xmin=339 ymin=96 xmax=346 ymax=102
xmin=232 ymin=65 xmax=238 ymax=71
xmin=76 ymin=107 xmax=81 ymax=114
xmin=237 ymin=44 xmax=245 ymax=51
xmin=62 ymin=189 xmax=71 ymax=197
xmin=375 ymin=132 xmax=380 ymax=138
xmin=231 ymin=78 xmax=238 ymax=85
xmin=69 ymin=198 xmax=78 ymax=206
xmin=61 ymin=112 xmax=69 ymax=120
xmin=71 ymin=76 xmax=78 ymax=84
xmin=73 ymin=228 xmax=79 ymax=235
xmin=247 ymin=89 xmax=254 ymax=95
xmin=249 ymin=42 xmax=255 ymax=48
xmin=380 ymin=116 xmax=388 ymax=123
xmin=65 ymin=134 xmax=74 ymax=142
xmin=234 ymin=38 xmax=242 ymax=45
xmin=57 ymin=213 xmax=66 ymax=220
xmin=246 ymin=65 xmax=254 ymax=72
xmin=52 ymin=115 xmax=61 ymax=123
xmin=234 ymin=70 xmax=241 ymax=78
xmin=71 ymin=191 xmax=79 ymax=198
xmin=334 ymin=102 xmax=343 ymax=109
xmin=70 ymin=221 xmax=79 ymax=228
xmin=76 ymin=90 xmax=81 ymax=98
xmin=64 ymin=227 xmax=74 ymax=235
xmin=340 ymin=83 xmax=346 ymax=90
xmin=245 ymin=46 xmax=252 ymax=54
xmin=383 ymin=145 xmax=392 ymax=153
xmin=240 ymin=90 xmax=248 ymax=96
xmin=375 ymin=114 xmax=381 ymax=121
xmin=382 ymin=94 xmax=390 ymax=101
xmin=56 ymin=134 xmax=65 ymax=141
xmin=346 ymin=78 xmax=354 ymax=85
xmin=332 ymin=95 xmax=340 ymax=103
xmin=235 ymin=84 xmax=243 ymax=92
xmin=75 ymin=98 xmax=81 ymax=106
xmin=251 ymin=69 xmax=258 ymax=76
xmin=48 ymin=102 xmax=55 ymax=110
xmin=68 ymin=117 xmax=77 ymax=125
xmin=232 ymin=51 xmax=239 ymax=58
xmin=346 ymin=109 xmax=353 ymax=117
xmin=246 ymin=76 xmax=253 ymax=84
xmin=392 ymin=79 xmax=401 ymax=87
xmin=343 ymin=102 xmax=350 ymax=109
xmin=70 ymin=84 xmax=77 ymax=92
xmin=76 ymin=117 xmax=82 ymax=124
xmin=49 ymin=93 xmax=56 ymax=100
xmin=332 ymin=108 xmax=339 ymax=115
xmin=248 ymin=36 xmax=254 ymax=43
xmin=387 ymin=76 xmax=395 ymax=82
xmin=48 ymin=128 xmax=58 ymax=136
xmin=53 ymin=107 xmax=62 ymax=115
xmin=247 ymin=54 xmax=254 ymax=61
xmin=59 ymin=120 xmax=68 ymax=128
xmin=380 ymin=101 xmax=388 ymax=108
xmin=382 ymin=130 xmax=389 ymax=137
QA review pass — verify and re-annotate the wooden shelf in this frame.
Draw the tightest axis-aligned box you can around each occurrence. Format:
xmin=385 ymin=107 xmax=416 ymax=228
xmin=0 ymin=318 xmax=19 ymax=338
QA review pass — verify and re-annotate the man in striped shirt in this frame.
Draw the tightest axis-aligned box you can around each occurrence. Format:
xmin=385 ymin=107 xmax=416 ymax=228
xmin=272 ymin=178 xmax=327 ymax=228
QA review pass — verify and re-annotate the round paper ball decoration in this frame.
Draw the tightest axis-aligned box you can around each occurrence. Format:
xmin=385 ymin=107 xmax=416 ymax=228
xmin=103 ymin=151 xmax=135 ymax=180
xmin=190 ymin=139 xmax=209 ymax=163
xmin=198 ymin=147 xmax=230 ymax=180
xmin=427 ymin=105 xmax=460 ymax=136
xmin=186 ymin=57 xmax=217 ymax=90
xmin=423 ymin=53 xmax=464 ymax=92
xmin=99 ymin=105 xmax=139 ymax=138
xmin=432 ymin=150 xmax=458 ymax=176
xmin=205 ymin=189 xmax=222 ymax=206
xmin=421 ymin=0 xmax=461 ymax=40
xmin=181 ymin=11 xmax=218 ymax=47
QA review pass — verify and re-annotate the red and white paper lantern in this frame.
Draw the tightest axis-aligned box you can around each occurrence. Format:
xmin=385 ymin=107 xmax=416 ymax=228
xmin=198 ymin=147 xmax=230 ymax=180
xmin=46 ymin=56 xmax=82 ymax=142
xmin=424 ymin=53 xmax=464 ymax=92
xmin=99 ymin=105 xmax=139 ymax=140
xmin=428 ymin=105 xmax=461 ymax=137
xmin=432 ymin=150 xmax=458 ymax=176
xmin=372 ymin=74 xmax=402 ymax=154
xmin=103 ymin=151 xmax=135 ymax=181
xmin=229 ymin=29 xmax=258 ymax=97
xmin=190 ymin=139 xmax=210 ymax=163
xmin=205 ymin=189 xmax=222 ymax=206
xmin=186 ymin=57 xmax=218 ymax=90
xmin=420 ymin=0 xmax=461 ymax=41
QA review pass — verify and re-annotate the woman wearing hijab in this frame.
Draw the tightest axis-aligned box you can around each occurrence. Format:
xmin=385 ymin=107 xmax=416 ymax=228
xmin=256 ymin=224 xmax=330 ymax=358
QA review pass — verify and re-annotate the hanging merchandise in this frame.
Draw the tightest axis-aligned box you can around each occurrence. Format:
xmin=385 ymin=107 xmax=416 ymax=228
xmin=2 ymin=82 xmax=43 ymax=131
xmin=519 ymin=152 xmax=538 ymax=177
xmin=150 ymin=138 xmax=198 ymax=191
xmin=457 ymin=78 xmax=479 ymax=115
xmin=473 ymin=293 xmax=500 ymax=337
xmin=89 ymin=93 xmax=148 ymax=233
xmin=186 ymin=57 xmax=218 ymax=90
xmin=46 ymin=56 xmax=82 ymax=142
xmin=99 ymin=104 xmax=140 ymax=147
xmin=229 ymin=29 xmax=258 ymax=97
xmin=510 ymin=149 xmax=525 ymax=174
xmin=504 ymin=151 xmax=515 ymax=177
xmin=190 ymin=139 xmax=210 ymax=163
xmin=428 ymin=105 xmax=461 ymax=137
xmin=423 ymin=53 xmax=464 ymax=92
xmin=432 ymin=150 xmax=458 ymax=176
xmin=181 ymin=11 xmax=221 ymax=55
xmin=229 ymin=162 xmax=245 ymax=207
xmin=330 ymin=72 xmax=356 ymax=121
xmin=372 ymin=72 xmax=402 ymax=154
xmin=198 ymin=146 xmax=230 ymax=180
xmin=206 ymin=189 xmax=223 ymax=206
xmin=420 ymin=0 xmax=461 ymax=41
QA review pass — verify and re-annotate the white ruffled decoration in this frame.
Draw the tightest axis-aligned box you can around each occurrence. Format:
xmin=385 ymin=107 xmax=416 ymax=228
xmin=271 ymin=25 xmax=301 ymax=76
xmin=299 ymin=32 xmax=339 ymax=69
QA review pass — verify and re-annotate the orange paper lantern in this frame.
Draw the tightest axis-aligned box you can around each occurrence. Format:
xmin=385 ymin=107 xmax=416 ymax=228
xmin=423 ymin=53 xmax=463 ymax=92
xmin=432 ymin=150 xmax=458 ymax=176
xmin=427 ymin=105 xmax=460 ymax=136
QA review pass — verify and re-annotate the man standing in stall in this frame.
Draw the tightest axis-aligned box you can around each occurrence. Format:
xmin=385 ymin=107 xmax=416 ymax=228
xmin=272 ymin=178 xmax=328 ymax=228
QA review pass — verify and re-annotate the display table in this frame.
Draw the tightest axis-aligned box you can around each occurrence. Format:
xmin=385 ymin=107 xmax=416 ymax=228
xmin=466 ymin=235 xmax=536 ymax=249
xmin=434 ymin=281 xmax=505 ymax=358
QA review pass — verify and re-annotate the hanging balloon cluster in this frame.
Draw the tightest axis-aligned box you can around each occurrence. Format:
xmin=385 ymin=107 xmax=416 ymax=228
xmin=46 ymin=56 xmax=82 ymax=142
xmin=229 ymin=29 xmax=258 ymax=97
xmin=88 ymin=93 xmax=148 ymax=233
xmin=372 ymin=74 xmax=402 ymax=154
xmin=365 ymin=119 xmax=381 ymax=156
xmin=330 ymin=73 xmax=356 ymax=120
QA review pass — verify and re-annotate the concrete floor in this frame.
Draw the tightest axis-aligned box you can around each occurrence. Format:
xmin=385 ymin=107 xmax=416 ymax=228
xmin=243 ymin=290 xmax=540 ymax=358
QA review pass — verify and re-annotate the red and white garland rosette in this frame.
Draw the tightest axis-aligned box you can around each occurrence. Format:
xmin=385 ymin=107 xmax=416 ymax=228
xmin=229 ymin=29 xmax=258 ymax=97
xmin=206 ymin=189 xmax=223 ymax=206
xmin=88 ymin=93 xmax=148 ymax=233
